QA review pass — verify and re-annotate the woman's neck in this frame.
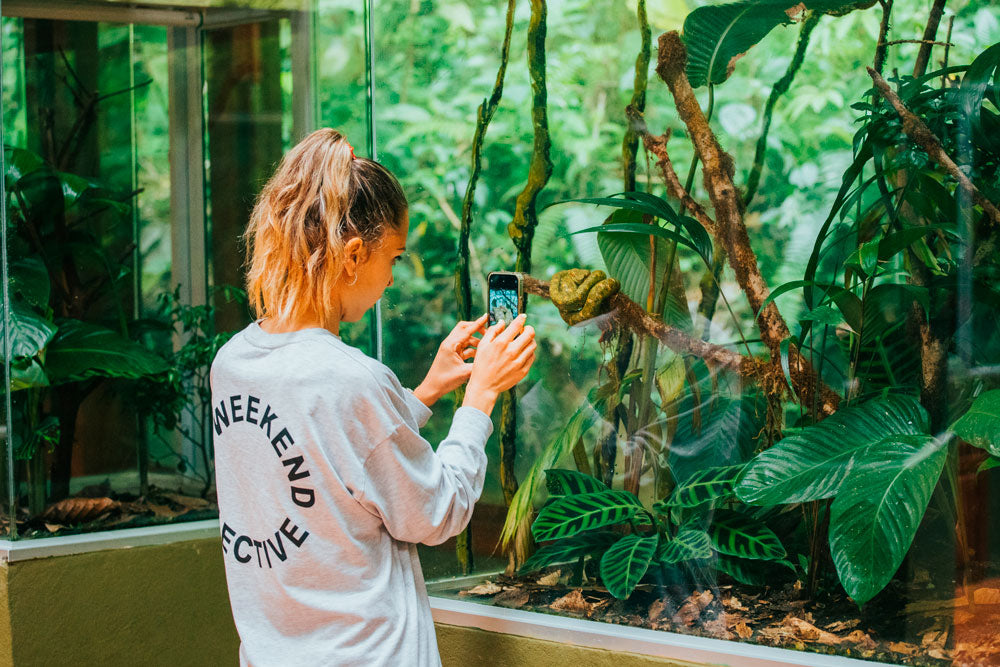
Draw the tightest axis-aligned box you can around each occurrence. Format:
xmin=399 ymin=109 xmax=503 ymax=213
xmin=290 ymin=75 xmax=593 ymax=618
xmin=259 ymin=310 xmax=340 ymax=336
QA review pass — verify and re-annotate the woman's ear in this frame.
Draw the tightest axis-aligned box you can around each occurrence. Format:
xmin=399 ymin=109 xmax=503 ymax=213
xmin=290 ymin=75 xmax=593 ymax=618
xmin=342 ymin=237 xmax=367 ymax=281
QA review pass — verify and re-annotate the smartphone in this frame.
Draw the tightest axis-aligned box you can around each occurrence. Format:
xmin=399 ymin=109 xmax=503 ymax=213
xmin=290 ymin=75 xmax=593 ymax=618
xmin=487 ymin=271 xmax=524 ymax=326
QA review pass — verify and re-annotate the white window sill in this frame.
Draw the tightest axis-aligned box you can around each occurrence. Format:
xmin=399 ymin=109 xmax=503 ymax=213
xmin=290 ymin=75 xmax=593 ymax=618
xmin=0 ymin=519 xmax=220 ymax=563
xmin=429 ymin=596 xmax=896 ymax=667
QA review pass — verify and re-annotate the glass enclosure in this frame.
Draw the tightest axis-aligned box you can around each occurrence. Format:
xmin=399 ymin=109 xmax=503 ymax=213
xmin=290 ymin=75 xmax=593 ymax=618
xmin=4 ymin=0 xmax=1000 ymax=664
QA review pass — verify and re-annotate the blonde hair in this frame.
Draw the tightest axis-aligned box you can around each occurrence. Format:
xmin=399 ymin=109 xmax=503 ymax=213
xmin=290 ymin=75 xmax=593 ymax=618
xmin=244 ymin=128 xmax=407 ymax=326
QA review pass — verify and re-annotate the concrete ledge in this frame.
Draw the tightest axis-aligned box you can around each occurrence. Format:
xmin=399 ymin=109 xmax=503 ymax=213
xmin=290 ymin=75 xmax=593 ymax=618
xmin=429 ymin=596 xmax=895 ymax=667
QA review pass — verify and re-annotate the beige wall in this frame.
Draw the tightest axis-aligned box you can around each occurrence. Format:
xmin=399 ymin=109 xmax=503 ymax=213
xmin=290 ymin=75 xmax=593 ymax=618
xmin=0 ymin=536 xmax=699 ymax=666
xmin=1 ymin=538 xmax=239 ymax=666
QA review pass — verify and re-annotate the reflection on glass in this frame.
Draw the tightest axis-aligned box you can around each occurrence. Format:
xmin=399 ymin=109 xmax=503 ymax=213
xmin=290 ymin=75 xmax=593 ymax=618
xmin=373 ymin=0 xmax=1000 ymax=663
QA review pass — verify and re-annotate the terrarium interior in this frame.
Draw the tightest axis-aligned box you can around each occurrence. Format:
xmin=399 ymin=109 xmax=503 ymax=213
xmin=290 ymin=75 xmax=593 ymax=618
xmin=3 ymin=0 xmax=1000 ymax=664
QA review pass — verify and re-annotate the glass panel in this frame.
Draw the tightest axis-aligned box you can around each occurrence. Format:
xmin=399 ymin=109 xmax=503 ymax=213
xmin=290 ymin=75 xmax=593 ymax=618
xmin=378 ymin=0 xmax=1000 ymax=662
xmin=0 ymin=2 xmax=365 ymax=539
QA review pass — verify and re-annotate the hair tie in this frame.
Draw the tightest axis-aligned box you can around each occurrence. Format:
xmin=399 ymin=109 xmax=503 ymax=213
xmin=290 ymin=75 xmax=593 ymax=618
xmin=346 ymin=140 xmax=356 ymax=161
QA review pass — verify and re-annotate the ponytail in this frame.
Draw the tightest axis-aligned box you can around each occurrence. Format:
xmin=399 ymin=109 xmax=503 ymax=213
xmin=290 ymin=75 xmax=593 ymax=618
xmin=244 ymin=128 xmax=407 ymax=326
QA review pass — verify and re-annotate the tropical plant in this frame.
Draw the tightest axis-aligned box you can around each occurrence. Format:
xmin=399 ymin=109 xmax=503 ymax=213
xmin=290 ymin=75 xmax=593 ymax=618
xmin=4 ymin=145 xmax=168 ymax=516
xmin=521 ymin=467 xmax=790 ymax=599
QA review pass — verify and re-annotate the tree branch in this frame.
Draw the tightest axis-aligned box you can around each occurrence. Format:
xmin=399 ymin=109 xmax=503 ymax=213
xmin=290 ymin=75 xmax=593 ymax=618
xmin=912 ymin=0 xmax=948 ymax=78
xmin=868 ymin=67 xmax=1000 ymax=227
xmin=625 ymin=106 xmax=716 ymax=235
xmin=655 ymin=31 xmax=841 ymax=416
xmin=523 ymin=276 xmax=783 ymax=395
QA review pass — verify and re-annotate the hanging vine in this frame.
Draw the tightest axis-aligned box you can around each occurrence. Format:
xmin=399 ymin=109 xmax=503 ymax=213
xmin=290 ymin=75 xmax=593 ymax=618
xmin=501 ymin=0 xmax=553 ymax=569
xmin=452 ymin=0 xmax=517 ymax=575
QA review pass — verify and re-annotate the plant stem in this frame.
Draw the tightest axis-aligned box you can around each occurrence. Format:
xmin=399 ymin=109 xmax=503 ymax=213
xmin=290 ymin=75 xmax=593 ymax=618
xmin=453 ymin=0 xmax=517 ymax=577
xmin=682 ymin=84 xmax=714 ymax=194
xmin=622 ymin=0 xmax=651 ymax=193
xmin=745 ymin=13 xmax=820 ymax=208
xmin=501 ymin=0 xmax=553 ymax=571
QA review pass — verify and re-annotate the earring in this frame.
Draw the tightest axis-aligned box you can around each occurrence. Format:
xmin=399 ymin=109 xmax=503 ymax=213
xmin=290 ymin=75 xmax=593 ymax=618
xmin=348 ymin=273 xmax=358 ymax=286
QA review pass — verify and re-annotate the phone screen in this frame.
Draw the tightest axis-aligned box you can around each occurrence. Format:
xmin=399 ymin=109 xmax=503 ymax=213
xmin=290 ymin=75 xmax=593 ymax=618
xmin=488 ymin=273 xmax=520 ymax=326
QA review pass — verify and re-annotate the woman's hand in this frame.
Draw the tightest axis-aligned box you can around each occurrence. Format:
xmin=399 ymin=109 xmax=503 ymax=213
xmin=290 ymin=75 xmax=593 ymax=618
xmin=413 ymin=314 xmax=488 ymax=407
xmin=463 ymin=313 xmax=536 ymax=415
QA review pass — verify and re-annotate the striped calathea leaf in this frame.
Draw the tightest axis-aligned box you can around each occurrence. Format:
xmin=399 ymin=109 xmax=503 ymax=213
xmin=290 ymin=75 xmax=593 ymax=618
xmin=656 ymin=528 xmax=713 ymax=565
xmin=518 ymin=531 xmax=619 ymax=574
xmin=531 ymin=490 xmax=644 ymax=541
xmin=666 ymin=464 xmax=745 ymax=508
xmin=600 ymin=534 xmax=659 ymax=599
xmin=709 ymin=509 xmax=786 ymax=561
xmin=544 ymin=468 xmax=610 ymax=496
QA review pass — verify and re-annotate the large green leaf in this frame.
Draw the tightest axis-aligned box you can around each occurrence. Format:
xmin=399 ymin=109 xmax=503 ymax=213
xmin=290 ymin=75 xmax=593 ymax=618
xmin=519 ymin=531 xmax=618 ymax=574
xmin=545 ymin=467 xmax=610 ymax=496
xmin=44 ymin=319 xmax=168 ymax=384
xmin=600 ymin=534 xmax=659 ymax=599
xmin=599 ymin=210 xmax=673 ymax=304
xmin=960 ymin=43 xmax=1000 ymax=153
xmin=682 ymin=0 xmax=872 ymax=89
xmin=9 ymin=256 xmax=50 ymax=309
xmin=735 ymin=395 xmax=928 ymax=505
xmin=667 ymin=464 xmax=744 ymax=508
xmin=658 ymin=528 xmax=712 ymax=564
xmin=532 ymin=490 xmax=643 ymax=541
xmin=829 ymin=434 xmax=948 ymax=606
xmin=10 ymin=357 xmax=49 ymax=391
xmin=709 ymin=509 xmax=786 ymax=560
xmin=500 ymin=399 xmax=604 ymax=550
xmin=716 ymin=554 xmax=769 ymax=585
xmin=3 ymin=300 xmax=56 ymax=360
xmin=952 ymin=390 xmax=1000 ymax=457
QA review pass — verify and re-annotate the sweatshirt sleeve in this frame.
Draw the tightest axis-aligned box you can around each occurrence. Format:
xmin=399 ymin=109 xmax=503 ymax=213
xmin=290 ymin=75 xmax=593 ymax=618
xmin=356 ymin=406 xmax=493 ymax=546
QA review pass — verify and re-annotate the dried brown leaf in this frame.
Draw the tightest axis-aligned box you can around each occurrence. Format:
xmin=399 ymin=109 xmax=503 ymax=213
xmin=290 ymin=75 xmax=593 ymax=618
xmin=734 ymin=622 xmax=753 ymax=639
xmin=163 ymin=492 xmax=210 ymax=509
xmin=42 ymin=497 xmax=119 ymax=524
xmin=824 ymin=618 xmax=860 ymax=632
xmin=889 ymin=641 xmax=919 ymax=656
xmin=460 ymin=581 xmax=503 ymax=596
xmin=495 ymin=587 xmax=531 ymax=609
xmin=147 ymin=503 xmax=186 ymax=519
xmin=846 ymin=629 xmax=877 ymax=651
xmin=973 ymin=587 xmax=1000 ymax=605
xmin=551 ymin=589 xmax=592 ymax=614
xmin=43 ymin=523 xmax=63 ymax=533
xmin=536 ymin=570 xmax=561 ymax=586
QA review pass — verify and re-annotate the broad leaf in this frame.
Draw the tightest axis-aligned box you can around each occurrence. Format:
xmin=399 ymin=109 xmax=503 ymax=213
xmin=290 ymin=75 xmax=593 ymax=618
xmin=519 ymin=531 xmax=618 ymax=574
xmin=544 ymin=468 xmax=609 ymax=496
xmin=710 ymin=509 xmax=786 ymax=560
xmin=682 ymin=0 xmax=872 ymax=88
xmin=500 ymin=399 xmax=604 ymax=551
xmin=600 ymin=534 xmax=658 ymax=599
xmin=669 ymin=393 xmax=763 ymax=485
xmin=668 ymin=464 xmax=744 ymax=508
xmin=952 ymin=390 xmax=1000 ymax=457
xmin=716 ymin=554 xmax=769 ymax=585
xmin=736 ymin=395 xmax=928 ymax=505
xmin=10 ymin=357 xmax=48 ymax=391
xmin=598 ymin=210 xmax=676 ymax=311
xmin=658 ymin=529 xmax=712 ymax=564
xmin=3 ymin=300 xmax=56 ymax=360
xmin=960 ymin=43 xmax=1000 ymax=153
xmin=532 ymin=490 xmax=643 ymax=541
xmin=979 ymin=456 xmax=1000 ymax=474
xmin=44 ymin=319 xmax=168 ymax=384
xmin=829 ymin=434 xmax=948 ymax=606
xmin=9 ymin=256 xmax=50 ymax=309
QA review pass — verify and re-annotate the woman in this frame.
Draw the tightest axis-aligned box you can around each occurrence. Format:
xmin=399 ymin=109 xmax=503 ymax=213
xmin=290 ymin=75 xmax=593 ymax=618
xmin=210 ymin=128 xmax=536 ymax=666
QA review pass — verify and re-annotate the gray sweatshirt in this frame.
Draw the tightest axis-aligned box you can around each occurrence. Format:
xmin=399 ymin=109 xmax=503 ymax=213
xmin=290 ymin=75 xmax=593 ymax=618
xmin=210 ymin=322 xmax=493 ymax=666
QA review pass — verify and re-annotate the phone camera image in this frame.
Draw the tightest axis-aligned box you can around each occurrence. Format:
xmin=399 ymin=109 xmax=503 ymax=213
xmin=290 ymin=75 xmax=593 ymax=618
xmin=489 ymin=288 xmax=518 ymax=326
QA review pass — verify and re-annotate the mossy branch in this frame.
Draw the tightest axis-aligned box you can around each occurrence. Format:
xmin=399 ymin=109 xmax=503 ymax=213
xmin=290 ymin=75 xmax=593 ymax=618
xmin=867 ymin=67 xmax=1000 ymax=228
xmin=622 ymin=0 xmax=652 ymax=192
xmin=456 ymin=0 xmax=517 ymax=321
xmin=524 ymin=275 xmax=780 ymax=392
xmin=655 ymin=31 xmax=840 ymax=416
xmin=744 ymin=13 xmax=820 ymax=208
xmin=501 ymin=0 xmax=553 ymax=570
